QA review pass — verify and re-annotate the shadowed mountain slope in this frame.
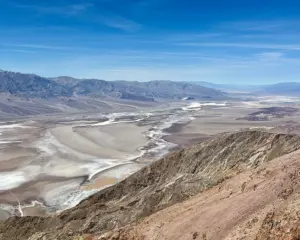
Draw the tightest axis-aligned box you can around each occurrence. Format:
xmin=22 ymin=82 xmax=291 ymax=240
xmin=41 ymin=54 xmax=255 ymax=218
xmin=0 ymin=70 xmax=228 ymax=101
xmin=0 ymin=71 xmax=72 ymax=98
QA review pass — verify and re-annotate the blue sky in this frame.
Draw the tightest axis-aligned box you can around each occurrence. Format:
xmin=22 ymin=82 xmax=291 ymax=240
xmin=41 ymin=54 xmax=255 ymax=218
xmin=0 ymin=0 xmax=300 ymax=84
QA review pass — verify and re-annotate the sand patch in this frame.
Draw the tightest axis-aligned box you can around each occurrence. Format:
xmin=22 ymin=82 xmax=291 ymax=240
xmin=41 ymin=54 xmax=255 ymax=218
xmin=81 ymin=176 xmax=118 ymax=191
xmin=23 ymin=202 xmax=47 ymax=217
xmin=50 ymin=122 xmax=149 ymax=159
xmin=0 ymin=209 xmax=11 ymax=220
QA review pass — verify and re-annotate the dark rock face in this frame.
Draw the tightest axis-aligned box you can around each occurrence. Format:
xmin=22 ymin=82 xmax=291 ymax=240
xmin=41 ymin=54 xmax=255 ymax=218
xmin=1 ymin=131 xmax=300 ymax=240
xmin=0 ymin=71 xmax=72 ymax=98
xmin=0 ymin=70 xmax=228 ymax=101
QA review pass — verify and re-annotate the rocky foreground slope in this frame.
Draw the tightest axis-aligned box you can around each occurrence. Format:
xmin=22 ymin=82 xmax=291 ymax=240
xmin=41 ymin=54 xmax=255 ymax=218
xmin=2 ymin=131 xmax=300 ymax=239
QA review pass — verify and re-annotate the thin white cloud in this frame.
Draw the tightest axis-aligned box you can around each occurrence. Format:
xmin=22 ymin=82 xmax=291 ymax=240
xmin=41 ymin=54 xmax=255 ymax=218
xmin=218 ymin=20 xmax=299 ymax=32
xmin=14 ymin=2 xmax=93 ymax=15
xmin=1 ymin=43 xmax=70 ymax=50
xmin=256 ymin=52 xmax=284 ymax=61
xmin=14 ymin=1 xmax=141 ymax=32
xmin=0 ymin=49 xmax=36 ymax=53
xmin=165 ymin=33 xmax=225 ymax=42
xmin=177 ymin=42 xmax=300 ymax=50
xmin=97 ymin=14 xmax=142 ymax=32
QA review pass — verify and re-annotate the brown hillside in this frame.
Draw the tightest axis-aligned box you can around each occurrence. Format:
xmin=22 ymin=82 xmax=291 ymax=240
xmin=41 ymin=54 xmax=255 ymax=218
xmin=1 ymin=131 xmax=300 ymax=240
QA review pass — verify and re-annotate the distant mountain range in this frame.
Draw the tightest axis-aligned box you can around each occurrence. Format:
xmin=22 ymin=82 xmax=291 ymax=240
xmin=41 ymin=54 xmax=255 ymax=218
xmin=195 ymin=81 xmax=263 ymax=93
xmin=260 ymin=82 xmax=300 ymax=95
xmin=195 ymin=81 xmax=300 ymax=95
xmin=0 ymin=70 xmax=227 ymax=101
xmin=1 ymin=69 xmax=299 ymax=102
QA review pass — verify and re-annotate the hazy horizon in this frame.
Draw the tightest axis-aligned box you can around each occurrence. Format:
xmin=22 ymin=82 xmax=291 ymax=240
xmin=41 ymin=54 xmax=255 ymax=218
xmin=1 ymin=67 xmax=300 ymax=86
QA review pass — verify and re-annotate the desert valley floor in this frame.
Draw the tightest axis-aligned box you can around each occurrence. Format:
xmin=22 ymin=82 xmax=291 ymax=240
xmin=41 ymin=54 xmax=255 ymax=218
xmin=1 ymin=96 xmax=300 ymax=221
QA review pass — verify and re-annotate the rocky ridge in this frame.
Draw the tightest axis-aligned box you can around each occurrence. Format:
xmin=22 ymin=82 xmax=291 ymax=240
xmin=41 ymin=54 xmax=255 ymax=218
xmin=1 ymin=131 xmax=300 ymax=239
